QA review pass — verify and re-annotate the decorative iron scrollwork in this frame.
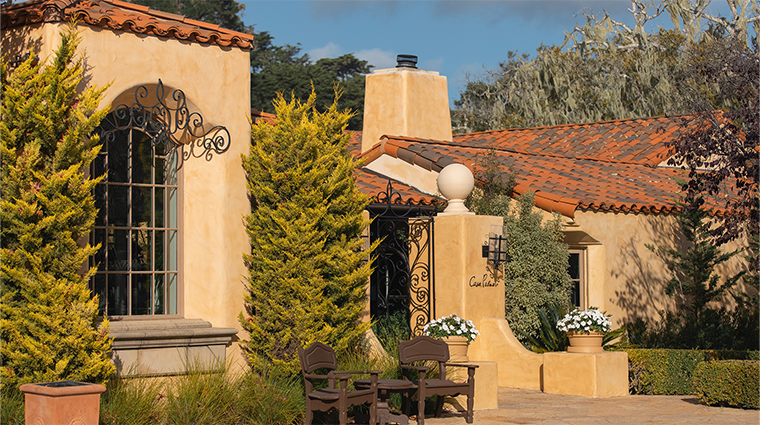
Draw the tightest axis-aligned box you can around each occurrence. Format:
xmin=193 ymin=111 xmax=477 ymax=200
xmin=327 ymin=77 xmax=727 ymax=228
xmin=369 ymin=181 xmax=437 ymax=336
xmin=100 ymin=80 xmax=230 ymax=165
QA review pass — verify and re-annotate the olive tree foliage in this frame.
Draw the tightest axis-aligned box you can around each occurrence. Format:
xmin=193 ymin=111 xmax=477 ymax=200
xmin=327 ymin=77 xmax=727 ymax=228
xmin=453 ymin=0 xmax=759 ymax=133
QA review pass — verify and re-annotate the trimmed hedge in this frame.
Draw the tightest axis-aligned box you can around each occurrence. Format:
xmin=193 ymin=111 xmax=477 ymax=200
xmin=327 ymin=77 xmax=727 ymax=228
xmin=625 ymin=348 xmax=759 ymax=395
xmin=693 ymin=360 xmax=759 ymax=409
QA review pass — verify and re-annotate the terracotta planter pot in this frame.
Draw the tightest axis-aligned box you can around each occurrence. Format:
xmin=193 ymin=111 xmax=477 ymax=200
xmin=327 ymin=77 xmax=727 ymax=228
xmin=20 ymin=380 xmax=106 ymax=425
xmin=443 ymin=335 xmax=470 ymax=361
xmin=566 ymin=331 xmax=604 ymax=353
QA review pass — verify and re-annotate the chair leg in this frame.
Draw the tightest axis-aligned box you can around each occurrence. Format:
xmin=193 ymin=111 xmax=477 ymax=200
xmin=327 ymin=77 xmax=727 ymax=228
xmin=417 ymin=396 xmax=425 ymax=425
xmin=434 ymin=395 xmax=445 ymax=418
xmin=466 ymin=394 xmax=474 ymax=423
xmin=305 ymin=407 xmax=313 ymax=425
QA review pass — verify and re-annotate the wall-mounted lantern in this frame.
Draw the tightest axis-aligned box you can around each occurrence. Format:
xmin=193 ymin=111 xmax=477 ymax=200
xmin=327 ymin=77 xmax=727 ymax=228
xmin=482 ymin=227 xmax=507 ymax=268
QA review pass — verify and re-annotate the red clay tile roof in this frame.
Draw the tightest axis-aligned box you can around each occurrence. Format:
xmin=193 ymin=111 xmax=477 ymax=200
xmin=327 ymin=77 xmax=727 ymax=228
xmin=1 ymin=0 xmax=253 ymax=49
xmin=360 ymin=135 xmax=690 ymax=218
xmin=251 ymin=109 xmax=276 ymax=125
xmin=452 ymin=115 xmax=686 ymax=167
xmin=355 ymin=168 xmax=444 ymax=207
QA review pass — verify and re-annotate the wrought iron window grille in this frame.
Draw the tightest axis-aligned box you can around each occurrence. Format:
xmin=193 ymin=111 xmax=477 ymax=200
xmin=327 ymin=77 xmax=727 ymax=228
xmin=99 ymin=79 xmax=230 ymax=167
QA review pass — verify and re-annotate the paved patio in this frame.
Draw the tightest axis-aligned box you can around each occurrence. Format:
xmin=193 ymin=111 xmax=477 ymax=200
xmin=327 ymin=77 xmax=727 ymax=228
xmin=418 ymin=387 xmax=759 ymax=424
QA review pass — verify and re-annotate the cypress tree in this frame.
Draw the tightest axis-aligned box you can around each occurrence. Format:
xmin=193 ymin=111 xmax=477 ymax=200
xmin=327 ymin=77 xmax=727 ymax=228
xmin=1 ymin=25 xmax=114 ymax=390
xmin=239 ymin=89 xmax=374 ymax=374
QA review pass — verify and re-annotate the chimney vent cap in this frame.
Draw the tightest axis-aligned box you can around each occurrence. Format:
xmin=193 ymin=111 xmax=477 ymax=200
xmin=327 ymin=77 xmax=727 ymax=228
xmin=396 ymin=54 xmax=418 ymax=69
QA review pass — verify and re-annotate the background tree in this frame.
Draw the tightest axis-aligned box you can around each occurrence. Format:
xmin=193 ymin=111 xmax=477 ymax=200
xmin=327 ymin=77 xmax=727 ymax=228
xmin=128 ymin=0 xmax=248 ymax=32
xmin=128 ymin=0 xmax=372 ymax=130
xmin=643 ymin=194 xmax=754 ymax=349
xmin=0 ymin=26 xmax=114 ymax=391
xmin=666 ymin=35 xmax=759 ymax=246
xmin=453 ymin=0 xmax=759 ymax=132
xmin=238 ymin=89 xmax=375 ymax=374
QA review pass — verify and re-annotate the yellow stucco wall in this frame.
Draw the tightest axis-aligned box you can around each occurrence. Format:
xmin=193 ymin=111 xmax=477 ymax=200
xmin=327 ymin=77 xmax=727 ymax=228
xmin=3 ymin=23 xmax=252 ymax=368
xmin=572 ymin=210 xmax=751 ymax=326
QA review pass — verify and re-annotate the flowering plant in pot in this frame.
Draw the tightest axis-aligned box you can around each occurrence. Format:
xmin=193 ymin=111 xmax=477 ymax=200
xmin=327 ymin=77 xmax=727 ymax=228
xmin=556 ymin=307 xmax=612 ymax=353
xmin=424 ymin=314 xmax=480 ymax=343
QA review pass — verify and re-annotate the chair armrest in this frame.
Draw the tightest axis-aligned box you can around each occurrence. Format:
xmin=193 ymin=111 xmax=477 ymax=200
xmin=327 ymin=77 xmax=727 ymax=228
xmin=303 ymin=373 xmax=332 ymax=380
xmin=444 ymin=363 xmax=480 ymax=369
xmin=333 ymin=370 xmax=383 ymax=376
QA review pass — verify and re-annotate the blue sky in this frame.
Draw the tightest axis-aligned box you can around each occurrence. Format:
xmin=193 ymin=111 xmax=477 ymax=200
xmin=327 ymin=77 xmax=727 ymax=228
xmin=238 ymin=1 xmax=732 ymax=107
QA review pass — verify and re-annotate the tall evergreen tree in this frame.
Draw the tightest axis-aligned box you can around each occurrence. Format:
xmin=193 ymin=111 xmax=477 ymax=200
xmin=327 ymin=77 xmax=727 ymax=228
xmin=1 ymin=26 xmax=114 ymax=390
xmin=239 ymin=89 xmax=375 ymax=374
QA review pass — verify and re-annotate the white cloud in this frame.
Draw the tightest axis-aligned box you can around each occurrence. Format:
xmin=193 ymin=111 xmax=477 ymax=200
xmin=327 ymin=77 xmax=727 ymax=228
xmin=307 ymin=42 xmax=343 ymax=61
xmin=356 ymin=48 xmax=396 ymax=70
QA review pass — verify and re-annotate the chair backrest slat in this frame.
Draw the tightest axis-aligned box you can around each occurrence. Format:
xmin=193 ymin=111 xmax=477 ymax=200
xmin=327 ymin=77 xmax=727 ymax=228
xmin=298 ymin=341 xmax=338 ymax=374
xmin=398 ymin=335 xmax=450 ymax=364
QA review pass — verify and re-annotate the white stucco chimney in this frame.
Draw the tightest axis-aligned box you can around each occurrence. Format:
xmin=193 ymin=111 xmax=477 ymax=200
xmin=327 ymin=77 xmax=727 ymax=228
xmin=361 ymin=55 xmax=453 ymax=153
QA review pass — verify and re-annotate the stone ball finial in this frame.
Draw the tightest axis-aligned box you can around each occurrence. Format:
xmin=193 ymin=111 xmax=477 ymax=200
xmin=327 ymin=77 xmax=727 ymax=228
xmin=437 ymin=163 xmax=475 ymax=215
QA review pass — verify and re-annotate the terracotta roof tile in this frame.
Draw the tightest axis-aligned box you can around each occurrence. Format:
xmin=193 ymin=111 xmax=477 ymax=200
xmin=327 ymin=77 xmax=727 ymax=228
xmin=355 ymin=168 xmax=444 ymax=207
xmin=453 ymin=115 xmax=689 ymax=167
xmin=367 ymin=135 xmax=695 ymax=218
xmin=1 ymin=0 xmax=253 ymax=49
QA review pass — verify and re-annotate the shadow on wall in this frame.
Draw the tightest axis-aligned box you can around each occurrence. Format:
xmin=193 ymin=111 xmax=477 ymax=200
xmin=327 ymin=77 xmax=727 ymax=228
xmin=612 ymin=214 xmax=686 ymax=323
xmin=2 ymin=28 xmax=42 ymax=71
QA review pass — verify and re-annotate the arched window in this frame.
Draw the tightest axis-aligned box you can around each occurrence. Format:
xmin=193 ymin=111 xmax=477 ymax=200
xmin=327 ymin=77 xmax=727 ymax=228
xmin=90 ymin=108 xmax=179 ymax=316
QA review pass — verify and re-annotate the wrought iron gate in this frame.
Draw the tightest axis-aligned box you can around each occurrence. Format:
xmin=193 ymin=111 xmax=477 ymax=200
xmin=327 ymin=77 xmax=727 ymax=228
xmin=368 ymin=182 xmax=442 ymax=335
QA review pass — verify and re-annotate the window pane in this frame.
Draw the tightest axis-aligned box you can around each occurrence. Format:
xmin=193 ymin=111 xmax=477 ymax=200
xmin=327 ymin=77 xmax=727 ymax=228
xmin=154 ymin=274 xmax=165 ymax=315
xmin=93 ymin=274 xmax=106 ymax=315
xmin=155 ymin=187 xmax=164 ymax=228
xmin=94 ymin=229 xmax=106 ymax=270
xmin=155 ymin=157 xmax=165 ymax=185
xmin=166 ymin=150 xmax=178 ymax=185
xmin=132 ymin=186 xmax=152 ymax=227
xmin=569 ymin=253 xmax=580 ymax=279
xmin=109 ymin=185 xmax=129 ymax=227
xmin=108 ymin=274 xmax=128 ymax=315
xmin=132 ymin=131 xmax=153 ymax=184
xmin=167 ymin=187 xmax=177 ymax=228
xmin=131 ymin=274 xmax=152 ymax=315
xmin=108 ymin=131 xmax=129 ymax=183
xmin=167 ymin=273 xmax=177 ymax=315
xmin=94 ymin=185 xmax=106 ymax=226
xmin=93 ymin=154 xmax=106 ymax=181
xmin=168 ymin=230 xmax=177 ymax=271
xmin=571 ymin=282 xmax=581 ymax=307
xmin=155 ymin=230 xmax=164 ymax=271
xmin=108 ymin=229 xmax=129 ymax=271
xmin=132 ymin=229 xmax=152 ymax=271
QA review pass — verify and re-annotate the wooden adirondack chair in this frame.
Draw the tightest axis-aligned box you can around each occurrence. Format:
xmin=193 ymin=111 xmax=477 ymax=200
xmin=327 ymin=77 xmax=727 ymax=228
xmin=398 ymin=335 xmax=478 ymax=425
xmin=298 ymin=341 xmax=380 ymax=425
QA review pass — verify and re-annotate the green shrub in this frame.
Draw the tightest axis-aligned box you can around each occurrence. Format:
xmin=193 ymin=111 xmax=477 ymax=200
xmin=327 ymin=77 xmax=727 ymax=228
xmin=626 ymin=348 xmax=760 ymax=395
xmin=236 ymin=367 xmax=304 ymax=425
xmin=693 ymin=360 xmax=759 ymax=409
xmin=100 ymin=376 xmax=164 ymax=425
xmin=163 ymin=362 xmax=239 ymax=425
xmin=0 ymin=386 xmax=24 ymax=425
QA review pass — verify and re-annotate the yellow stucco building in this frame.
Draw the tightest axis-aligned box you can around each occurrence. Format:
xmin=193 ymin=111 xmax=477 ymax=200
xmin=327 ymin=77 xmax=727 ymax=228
xmin=2 ymin=0 xmax=751 ymax=392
